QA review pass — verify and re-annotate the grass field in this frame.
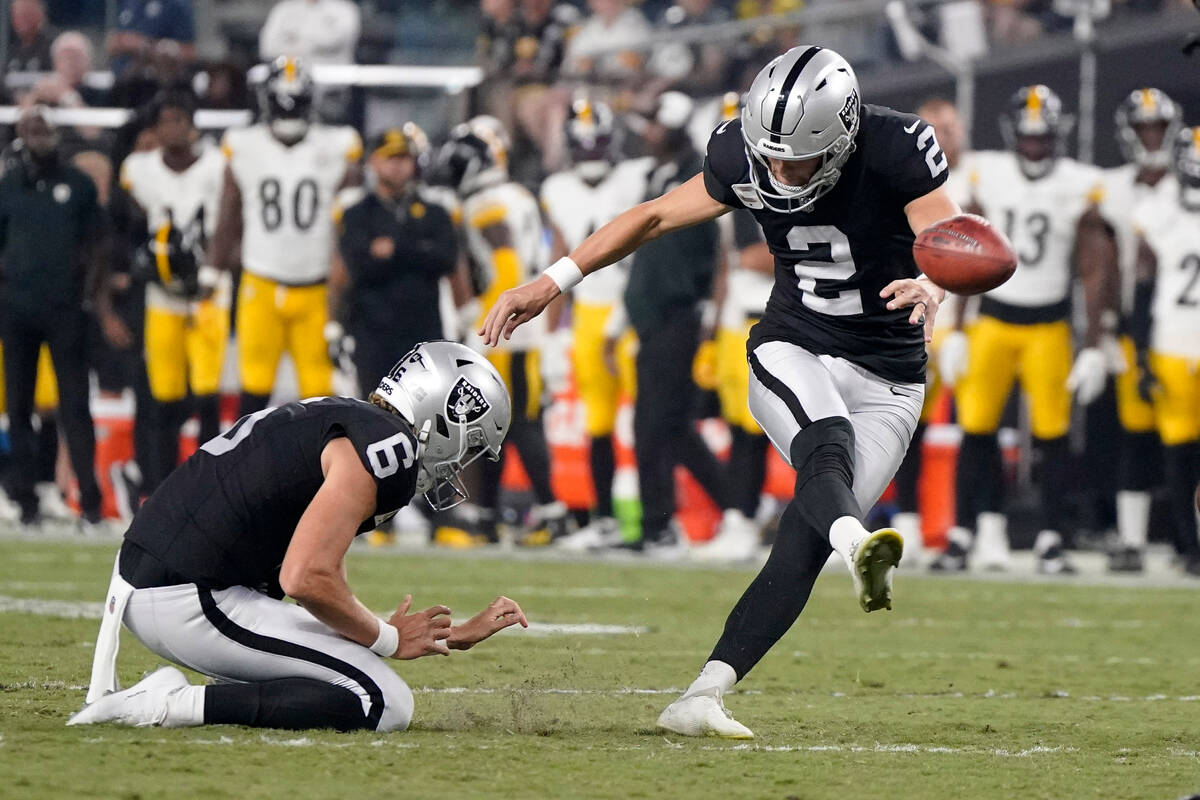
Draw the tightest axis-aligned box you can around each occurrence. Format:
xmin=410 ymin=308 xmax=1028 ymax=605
xmin=2 ymin=536 xmax=1199 ymax=800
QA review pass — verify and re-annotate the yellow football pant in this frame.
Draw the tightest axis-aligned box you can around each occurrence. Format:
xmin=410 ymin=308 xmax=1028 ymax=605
xmin=486 ymin=349 xmax=542 ymax=422
xmin=572 ymin=302 xmax=636 ymax=437
xmin=715 ymin=321 xmax=761 ymax=435
xmin=1150 ymin=352 xmax=1200 ymax=446
xmin=1114 ymin=336 xmax=1156 ymax=434
xmin=145 ymin=300 xmax=229 ymax=402
xmin=237 ymin=272 xmax=332 ymax=399
xmin=0 ymin=342 xmax=58 ymax=413
xmin=956 ymin=316 xmax=1072 ymax=439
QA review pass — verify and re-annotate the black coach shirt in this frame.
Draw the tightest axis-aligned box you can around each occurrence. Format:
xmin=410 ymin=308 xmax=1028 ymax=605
xmin=702 ymin=105 xmax=948 ymax=383
xmin=0 ymin=159 xmax=104 ymax=317
xmin=337 ymin=190 xmax=457 ymax=343
xmin=124 ymin=397 xmax=419 ymax=594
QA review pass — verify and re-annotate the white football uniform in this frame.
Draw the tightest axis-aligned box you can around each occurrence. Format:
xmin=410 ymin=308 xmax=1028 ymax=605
xmin=964 ymin=151 xmax=1102 ymax=311
xmin=1097 ymin=164 xmax=1178 ymax=316
xmin=1134 ymin=190 xmax=1200 ymax=360
xmin=120 ymin=144 xmax=229 ymax=313
xmin=540 ymin=158 xmax=650 ymax=306
xmin=463 ymin=179 xmax=549 ymax=352
xmin=223 ymin=123 xmax=362 ymax=284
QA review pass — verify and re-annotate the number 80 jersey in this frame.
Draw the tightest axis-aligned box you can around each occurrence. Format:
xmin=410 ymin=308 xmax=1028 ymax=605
xmin=703 ymin=106 xmax=948 ymax=383
xmin=222 ymin=123 xmax=362 ymax=285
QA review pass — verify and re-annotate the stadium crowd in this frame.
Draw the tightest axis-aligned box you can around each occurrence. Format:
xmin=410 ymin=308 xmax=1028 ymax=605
xmin=0 ymin=0 xmax=1197 ymax=583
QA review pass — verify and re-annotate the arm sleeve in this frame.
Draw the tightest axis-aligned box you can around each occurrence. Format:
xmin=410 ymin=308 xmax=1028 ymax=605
xmin=873 ymin=112 xmax=949 ymax=206
xmin=701 ymin=121 xmax=747 ymax=208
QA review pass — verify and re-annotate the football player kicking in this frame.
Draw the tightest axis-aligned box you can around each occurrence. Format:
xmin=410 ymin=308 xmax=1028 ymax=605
xmin=70 ymin=342 xmax=527 ymax=732
xmin=482 ymin=45 xmax=958 ymax=737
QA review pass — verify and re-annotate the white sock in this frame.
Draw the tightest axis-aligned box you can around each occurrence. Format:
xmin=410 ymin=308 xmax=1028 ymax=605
xmin=681 ymin=660 xmax=737 ymax=700
xmin=829 ymin=515 xmax=868 ymax=568
xmin=163 ymin=685 xmax=206 ymax=728
xmin=1116 ymin=490 xmax=1150 ymax=549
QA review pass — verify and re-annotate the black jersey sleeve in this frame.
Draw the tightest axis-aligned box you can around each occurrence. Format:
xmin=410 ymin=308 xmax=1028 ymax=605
xmin=702 ymin=119 xmax=748 ymax=208
xmin=731 ymin=208 xmax=764 ymax=250
xmin=328 ymin=408 xmax=420 ymax=516
xmin=864 ymin=105 xmax=950 ymax=208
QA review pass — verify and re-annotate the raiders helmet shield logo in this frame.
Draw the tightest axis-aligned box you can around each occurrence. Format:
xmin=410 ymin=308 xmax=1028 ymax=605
xmin=838 ymin=89 xmax=860 ymax=134
xmin=446 ymin=376 xmax=490 ymax=424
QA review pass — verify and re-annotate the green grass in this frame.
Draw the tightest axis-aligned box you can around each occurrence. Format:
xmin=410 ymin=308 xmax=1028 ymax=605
xmin=1 ymin=538 xmax=1198 ymax=799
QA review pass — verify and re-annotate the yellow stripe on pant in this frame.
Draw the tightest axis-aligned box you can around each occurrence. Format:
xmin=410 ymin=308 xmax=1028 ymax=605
xmin=486 ymin=349 xmax=542 ymax=422
xmin=715 ymin=321 xmax=761 ymax=435
xmin=1115 ymin=336 xmax=1156 ymax=434
xmin=572 ymin=301 xmax=636 ymax=437
xmin=0 ymin=342 xmax=59 ymax=413
xmin=236 ymin=271 xmax=332 ymax=399
xmin=955 ymin=315 xmax=1072 ymax=439
xmin=1150 ymin=352 xmax=1200 ymax=446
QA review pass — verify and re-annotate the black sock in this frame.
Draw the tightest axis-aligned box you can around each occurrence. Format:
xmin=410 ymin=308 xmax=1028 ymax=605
xmin=589 ymin=434 xmax=615 ymax=518
xmin=894 ymin=421 xmax=926 ymax=513
xmin=203 ymin=678 xmax=371 ymax=731
xmin=955 ymin=433 xmax=1003 ymax=527
xmin=239 ymin=392 xmax=271 ymax=417
xmin=788 ymin=417 xmax=859 ymax=538
xmin=35 ymin=414 xmax=58 ymax=484
xmin=511 ymin=417 xmax=556 ymax=506
xmin=153 ymin=400 xmax=189 ymax=488
xmin=194 ymin=394 xmax=221 ymax=446
xmin=1119 ymin=431 xmax=1159 ymax=492
xmin=708 ymin=500 xmax=832 ymax=678
xmin=1164 ymin=443 xmax=1200 ymax=558
xmin=1034 ymin=435 xmax=1071 ymax=538
xmin=728 ymin=429 xmax=768 ymax=518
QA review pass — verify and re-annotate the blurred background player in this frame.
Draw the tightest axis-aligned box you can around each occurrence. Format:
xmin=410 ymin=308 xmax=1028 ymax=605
xmin=211 ymin=56 xmax=362 ymax=415
xmin=934 ymin=85 xmax=1116 ymax=575
xmin=540 ymin=97 xmax=647 ymax=550
xmin=1130 ymin=127 xmax=1200 ymax=577
xmin=121 ymin=90 xmax=228 ymax=490
xmin=1095 ymin=89 xmax=1182 ymax=572
xmin=329 ymin=127 xmax=458 ymax=399
xmin=434 ymin=119 xmax=569 ymax=546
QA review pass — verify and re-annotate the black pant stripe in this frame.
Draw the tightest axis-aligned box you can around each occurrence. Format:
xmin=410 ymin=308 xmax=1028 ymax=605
xmin=197 ymin=588 xmax=385 ymax=730
xmin=748 ymin=350 xmax=813 ymax=428
xmin=769 ymin=45 xmax=822 ymax=141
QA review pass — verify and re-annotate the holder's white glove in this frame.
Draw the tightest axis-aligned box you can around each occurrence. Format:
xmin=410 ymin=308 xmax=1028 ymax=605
xmin=938 ymin=330 xmax=969 ymax=387
xmin=324 ymin=320 xmax=355 ymax=369
xmin=455 ymin=299 xmax=482 ymax=342
xmin=541 ymin=328 xmax=572 ymax=397
xmin=1068 ymin=347 xmax=1108 ymax=406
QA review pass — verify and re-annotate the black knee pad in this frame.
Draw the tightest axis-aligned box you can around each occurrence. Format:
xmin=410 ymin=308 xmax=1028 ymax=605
xmin=790 ymin=417 xmax=855 ymax=490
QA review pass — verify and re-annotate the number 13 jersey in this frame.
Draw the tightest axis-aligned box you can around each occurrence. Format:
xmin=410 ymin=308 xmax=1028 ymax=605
xmin=222 ymin=123 xmax=362 ymax=284
xmin=702 ymin=106 xmax=948 ymax=384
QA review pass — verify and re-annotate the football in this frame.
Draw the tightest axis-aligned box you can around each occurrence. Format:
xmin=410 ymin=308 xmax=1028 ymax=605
xmin=912 ymin=213 xmax=1017 ymax=295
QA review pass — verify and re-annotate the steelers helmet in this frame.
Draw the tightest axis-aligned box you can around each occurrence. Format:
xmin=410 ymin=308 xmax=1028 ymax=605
xmin=565 ymin=95 xmax=616 ymax=178
xmin=999 ymin=84 xmax=1073 ymax=180
xmin=1115 ymin=88 xmax=1182 ymax=171
xmin=401 ymin=121 xmax=432 ymax=176
xmin=466 ymin=114 xmax=511 ymax=172
xmin=255 ymin=56 xmax=315 ymax=145
xmin=432 ymin=124 xmax=505 ymax=196
xmin=373 ymin=341 xmax=511 ymax=511
xmin=740 ymin=45 xmax=860 ymax=213
xmin=137 ymin=219 xmax=205 ymax=298
xmin=1171 ymin=127 xmax=1200 ymax=210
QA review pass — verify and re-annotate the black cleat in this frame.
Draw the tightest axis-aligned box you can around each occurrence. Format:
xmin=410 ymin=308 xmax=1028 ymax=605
xmin=929 ymin=541 xmax=969 ymax=572
xmin=1108 ymin=547 xmax=1144 ymax=574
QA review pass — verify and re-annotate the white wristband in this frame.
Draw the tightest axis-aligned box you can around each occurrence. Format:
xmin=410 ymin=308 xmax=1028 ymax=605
xmin=544 ymin=256 xmax=584 ymax=293
xmin=369 ymin=618 xmax=399 ymax=658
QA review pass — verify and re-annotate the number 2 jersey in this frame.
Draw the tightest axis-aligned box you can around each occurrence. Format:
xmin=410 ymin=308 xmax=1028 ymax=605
xmin=122 ymin=397 xmax=418 ymax=594
xmin=1134 ymin=189 xmax=1200 ymax=360
xmin=702 ymin=106 xmax=948 ymax=384
xmin=222 ymin=123 xmax=362 ymax=285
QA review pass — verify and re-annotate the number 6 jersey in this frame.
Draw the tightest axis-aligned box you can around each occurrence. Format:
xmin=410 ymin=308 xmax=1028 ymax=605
xmin=123 ymin=397 xmax=417 ymax=595
xmin=222 ymin=123 xmax=362 ymax=284
xmin=702 ymin=106 xmax=947 ymax=384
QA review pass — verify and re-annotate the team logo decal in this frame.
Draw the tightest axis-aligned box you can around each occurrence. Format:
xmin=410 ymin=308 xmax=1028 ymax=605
xmin=446 ymin=377 xmax=490 ymax=424
xmin=838 ymin=89 xmax=859 ymax=133
xmin=732 ymin=183 xmax=764 ymax=209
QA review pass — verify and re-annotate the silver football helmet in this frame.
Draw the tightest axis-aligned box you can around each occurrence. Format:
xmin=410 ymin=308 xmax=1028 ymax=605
xmin=1172 ymin=126 xmax=1200 ymax=211
xmin=1115 ymin=88 xmax=1182 ymax=171
xmin=740 ymin=45 xmax=861 ymax=213
xmin=373 ymin=341 xmax=511 ymax=511
xmin=999 ymin=84 xmax=1073 ymax=180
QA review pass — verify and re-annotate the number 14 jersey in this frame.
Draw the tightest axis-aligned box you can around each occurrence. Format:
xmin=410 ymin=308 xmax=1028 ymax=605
xmin=222 ymin=123 xmax=362 ymax=285
xmin=702 ymin=106 xmax=948 ymax=383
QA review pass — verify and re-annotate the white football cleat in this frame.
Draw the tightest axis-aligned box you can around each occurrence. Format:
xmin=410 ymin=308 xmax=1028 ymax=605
xmin=657 ymin=688 xmax=754 ymax=739
xmin=849 ymin=527 xmax=904 ymax=612
xmin=67 ymin=666 xmax=190 ymax=727
xmin=692 ymin=510 xmax=760 ymax=562
xmin=973 ymin=511 xmax=1011 ymax=571
xmin=555 ymin=517 xmax=623 ymax=552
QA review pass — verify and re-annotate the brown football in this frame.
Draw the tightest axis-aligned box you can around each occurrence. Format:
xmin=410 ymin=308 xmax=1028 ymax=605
xmin=912 ymin=214 xmax=1016 ymax=295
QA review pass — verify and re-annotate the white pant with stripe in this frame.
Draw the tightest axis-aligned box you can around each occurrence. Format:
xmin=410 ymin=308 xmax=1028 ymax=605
xmin=122 ymin=583 xmax=414 ymax=732
xmin=747 ymin=339 xmax=924 ymax=513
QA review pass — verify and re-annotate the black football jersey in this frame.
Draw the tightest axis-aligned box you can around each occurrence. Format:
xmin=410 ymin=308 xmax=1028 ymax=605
xmin=703 ymin=105 xmax=949 ymax=383
xmin=124 ymin=397 xmax=419 ymax=594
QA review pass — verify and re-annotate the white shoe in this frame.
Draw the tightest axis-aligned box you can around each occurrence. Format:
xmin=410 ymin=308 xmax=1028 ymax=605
xmin=657 ymin=688 xmax=754 ymax=739
xmin=555 ymin=517 xmax=623 ymax=552
xmin=67 ymin=666 xmax=189 ymax=727
xmin=643 ymin=522 xmax=689 ymax=561
xmin=890 ymin=512 xmax=925 ymax=569
xmin=973 ymin=512 xmax=1011 ymax=571
xmin=0 ymin=490 xmax=20 ymax=522
xmin=692 ymin=510 xmax=760 ymax=562
xmin=849 ymin=528 xmax=904 ymax=613
xmin=36 ymin=483 xmax=74 ymax=521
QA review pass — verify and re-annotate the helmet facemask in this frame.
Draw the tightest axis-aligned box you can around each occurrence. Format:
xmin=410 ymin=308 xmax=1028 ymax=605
xmin=414 ymin=424 xmax=497 ymax=511
xmin=1001 ymin=85 xmax=1072 ymax=181
xmin=1115 ymin=90 xmax=1181 ymax=172
xmin=745 ymin=135 xmax=854 ymax=213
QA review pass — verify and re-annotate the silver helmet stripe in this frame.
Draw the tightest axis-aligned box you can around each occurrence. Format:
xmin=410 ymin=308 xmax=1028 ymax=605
xmin=768 ymin=45 xmax=823 ymax=144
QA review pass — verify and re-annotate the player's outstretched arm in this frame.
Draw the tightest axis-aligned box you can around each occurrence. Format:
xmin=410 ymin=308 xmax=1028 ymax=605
xmin=280 ymin=438 xmax=451 ymax=659
xmin=446 ymin=596 xmax=529 ymax=650
xmin=479 ymin=173 xmax=729 ymax=346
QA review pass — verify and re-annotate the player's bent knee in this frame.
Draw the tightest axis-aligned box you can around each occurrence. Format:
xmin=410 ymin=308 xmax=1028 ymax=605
xmin=375 ymin=679 xmax=414 ymax=733
xmin=790 ymin=417 xmax=855 ymax=488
